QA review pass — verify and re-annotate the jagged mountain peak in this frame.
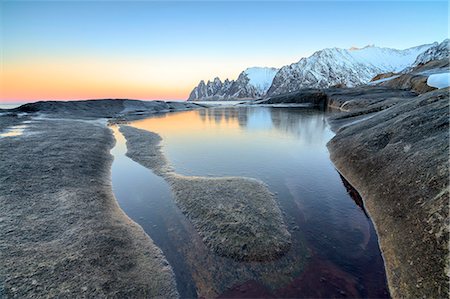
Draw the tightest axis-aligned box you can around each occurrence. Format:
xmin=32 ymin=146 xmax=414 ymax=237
xmin=188 ymin=67 xmax=279 ymax=101
xmin=188 ymin=40 xmax=443 ymax=101
xmin=410 ymin=39 xmax=449 ymax=68
xmin=242 ymin=67 xmax=279 ymax=94
xmin=266 ymin=43 xmax=434 ymax=96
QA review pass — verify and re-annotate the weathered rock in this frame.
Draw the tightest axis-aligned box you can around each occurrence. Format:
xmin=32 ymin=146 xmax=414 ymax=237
xmin=370 ymin=72 xmax=397 ymax=82
xmin=324 ymin=86 xmax=416 ymax=111
xmin=118 ymin=125 xmax=291 ymax=261
xmin=327 ymin=88 xmax=449 ymax=298
xmin=254 ymin=89 xmax=328 ymax=109
xmin=372 ymin=58 xmax=449 ymax=94
xmin=252 ymin=86 xmax=415 ymax=112
xmin=378 ymin=72 xmax=436 ymax=94
xmin=168 ymin=174 xmax=292 ymax=261
xmin=0 ymin=118 xmax=179 ymax=298
xmin=12 ymin=99 xmax=201 ymax=119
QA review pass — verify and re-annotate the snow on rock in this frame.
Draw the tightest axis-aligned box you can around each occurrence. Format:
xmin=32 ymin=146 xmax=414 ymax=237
xmin=188 ymin=67 xmax=278 ymax=101
xmin=367 ymin=75 xmax=401 ymax=85
xmin=243 ymin=67 xmax=278 ymax=94
xmin=267 ymin=43 xmax=434 ymax=96
xmin=427 ymin=72 xmax=450 ymax=89
xmin=188 ymin=40 xmax=447 ymax=100
xmin=411 ymin=39 xmax=449 ymax=67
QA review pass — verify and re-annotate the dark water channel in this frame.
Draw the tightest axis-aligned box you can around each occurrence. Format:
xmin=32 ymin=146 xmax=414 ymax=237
xmin=111 ymin=107 xmax=389 ymax=298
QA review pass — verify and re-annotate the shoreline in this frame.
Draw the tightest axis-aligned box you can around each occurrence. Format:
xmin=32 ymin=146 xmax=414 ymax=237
xmin=326 ymin=88 xmax=449 ymax=298
xmin=1 ymin=91 xmax=447 ymax=297
xmin=0 ymin=100 xmax=203 ymax=297
xmin=118 ymin=124 xmax=292 ymax=262
xmin=0 ymin=117 xmax=179 ymax=297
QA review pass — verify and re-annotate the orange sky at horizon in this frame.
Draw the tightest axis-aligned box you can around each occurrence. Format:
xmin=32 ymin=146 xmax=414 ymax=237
xmin=2 ymin=1 xmax=447 ymax=103
xmin=0 ymin=54 xmax=297 ymax=103
xmin=0 ymin=56 xmax=203 ymax=102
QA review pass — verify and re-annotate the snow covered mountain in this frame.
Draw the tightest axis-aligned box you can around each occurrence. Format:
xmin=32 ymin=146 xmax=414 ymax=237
xmin=243 ymin=67 xmax=278 ymax=94
xmin=187 ymin=41 xmax=444 ymax=100
xmin=188 ymin=67 xmax=278 ymax=101
xmin=409 ymin=39 xmax=449 ymax=68
xmin=266 ymin=44 xmax=433 ymax=96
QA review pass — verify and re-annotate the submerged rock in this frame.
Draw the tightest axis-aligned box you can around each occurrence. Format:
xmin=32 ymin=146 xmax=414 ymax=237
xmin=119 ymin=125 xmax=291 ymax=261
xmin=168 ymin=175 xmax=291 ymax=261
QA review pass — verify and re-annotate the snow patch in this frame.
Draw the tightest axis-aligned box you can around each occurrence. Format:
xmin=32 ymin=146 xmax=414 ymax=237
xmin=244 ymin=67 xmax=278 ymax=94
xmin=427 ymin=72 xmax=450 ymax=89
xmin=368 ymin=75 xmax=401 ymax=85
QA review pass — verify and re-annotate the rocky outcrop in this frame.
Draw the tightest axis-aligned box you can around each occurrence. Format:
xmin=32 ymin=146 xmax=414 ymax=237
xmin=372 ymin=58 xmax=449 ymax=94
xmin=252 ymin=86 xmax=416 ymax=114
xmin=0 ymin=118 xmax=179 ymax=298
xmin=380 ymin=73 xmax=436 ymax=94
xmin=13 ymin=99 xmax=201 ymax=118
xmin=370 ymin=72 xmax=397 ymax=82
xmin=252 ymin=89 xmax=328 ymax=109
xmin=327 ymin=88 xmax=449 ymax=298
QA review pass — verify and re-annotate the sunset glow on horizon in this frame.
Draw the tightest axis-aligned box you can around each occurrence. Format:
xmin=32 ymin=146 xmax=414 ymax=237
xmin=1 ymin=1 xmax=448 ymax=103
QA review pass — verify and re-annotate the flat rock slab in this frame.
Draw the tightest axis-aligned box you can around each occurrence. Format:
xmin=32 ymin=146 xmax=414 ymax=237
xmin=12 ymin=99 xmax=202 ymax=119
xmin=0 ymin=117 xmax=178 ymax=298
xmin=119 ymin=125 xmax=291 ymax=261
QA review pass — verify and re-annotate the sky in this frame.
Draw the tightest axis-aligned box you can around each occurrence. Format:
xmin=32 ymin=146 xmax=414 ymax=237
xmin=0 ymin=0 xmax=448 ymax=102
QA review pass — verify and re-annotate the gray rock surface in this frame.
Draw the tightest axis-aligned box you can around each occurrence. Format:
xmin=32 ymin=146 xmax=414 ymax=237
xmin=0 ymin=114 xmax=28 ymax=132
xmin=324 ymin=86 xmax=416 ymax=111
xmin=250 ymin=86 xmax=416 ymax=121
xmin=118 ymin=125 xmax=292 ymax=261
xmin=327 ymin=88 xmax=449 ymax=298
xmin=252 ymin=89 xmax=328 ymax=109
xmin=13 ymin=99 xmax=201 ymax=119
xmin=0 ymin=118 xmax=179 ymax=298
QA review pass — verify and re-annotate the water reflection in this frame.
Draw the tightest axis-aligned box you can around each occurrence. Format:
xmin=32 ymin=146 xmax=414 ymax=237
xmin=339 ymin=174 xmax=370 ymax=218
xmin=195 ymin=107 xmax=330 ymax=144
xmin=0 ymin=124 xmax=27 ymax=138
xmin=112 ymin=107 xmax=389 ymax=298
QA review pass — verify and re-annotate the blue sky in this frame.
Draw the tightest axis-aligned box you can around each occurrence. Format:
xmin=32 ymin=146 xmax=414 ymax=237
xmin=1 ymin=0 xmax=448 ymax=100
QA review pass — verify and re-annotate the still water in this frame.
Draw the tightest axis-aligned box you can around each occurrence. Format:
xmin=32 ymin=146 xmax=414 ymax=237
xmin=111 ymin=107 xmax=389 ymax=298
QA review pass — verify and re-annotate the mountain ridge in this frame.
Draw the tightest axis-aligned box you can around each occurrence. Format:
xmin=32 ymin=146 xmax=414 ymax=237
xmin=188 ymin=67 xmax=278 ymax=101
xmin=187 ymin=40 xmax=447 ymax=101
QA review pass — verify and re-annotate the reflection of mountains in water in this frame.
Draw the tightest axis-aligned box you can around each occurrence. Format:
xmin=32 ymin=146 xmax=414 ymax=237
xmin=197 ymin=107 xmax=247 ymax=126
xmin=196 ymin=107 xmax=328 ymax=142
xmin=269 ymin=109 xmax=328 ymax=143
